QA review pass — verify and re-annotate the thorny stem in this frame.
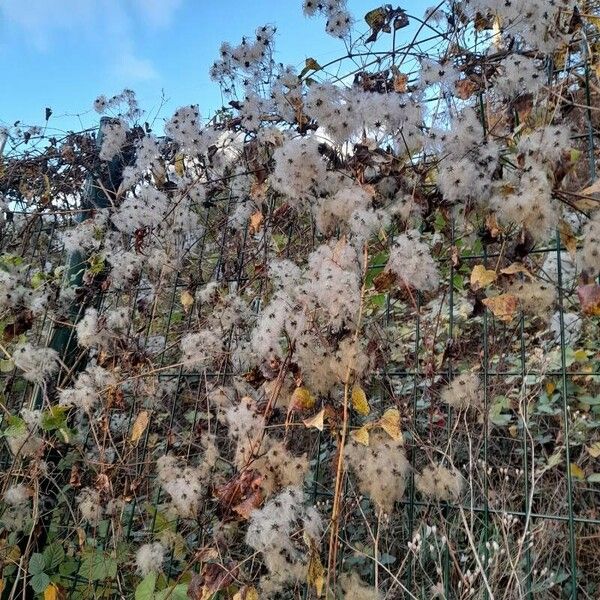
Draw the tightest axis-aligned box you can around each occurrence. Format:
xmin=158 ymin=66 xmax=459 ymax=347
xmin=326 ymin=242 xmax=369 ymax=598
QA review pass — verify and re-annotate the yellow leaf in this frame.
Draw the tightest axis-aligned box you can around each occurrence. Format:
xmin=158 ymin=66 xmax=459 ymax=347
xmin=350 ymin=425 xmax=370 ymax=446
xmin=0 ymin=580 xmax=5 ymax=594
xmin=545 ymin=381 xmax=556 ymax=396
xmin=130 ymin=410 xmax=149 ymax=444
xmin=233 ymin=586 xmax=259 ymax=600
xmin=351 ymin=386 xmax=370 ymax=416
xmin=306 ymin=541 xmax=325 ymax=598
xmin=291 ymin=387 xmax=315 ymax=411
xmin=541 ymin=450 xmax=563 ymax=473
xmin=175 ymin=153 xmax=185 ymax=176
xmin=583 ymin=13 xmax=600 ymax=29
xmin=573 ymin=349 xmax=589 ymax=362
xmin=508 ymin=425 xmax=518 ymax=438
xmin=378 ymin=408 xmax=402 ymax=442
xmin=180 ymin=290 xmax=194 ymax=311
xmin=44 ymin=583 xmax=59 ymax=600
xmin=499 ymin=262 xmax=533 ymax=278
xmin=470 ymin=264 xmax=497 ymax=290
xmin=570 ymin=463 xmax=585 ymax=480
xmin=586 ymin=443 xmax=600 ymax=458
xmin=303 ymin=409 xmax=325 ymax=431
xmin=305 ymin=57 xmax=321 ymax=71
xmin=482 ymin=294 xmax=518 ymax=322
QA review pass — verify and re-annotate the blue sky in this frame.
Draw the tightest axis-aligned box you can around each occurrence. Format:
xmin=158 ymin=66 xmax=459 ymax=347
xmin=0 ymin=0 xmax=430 ymax=134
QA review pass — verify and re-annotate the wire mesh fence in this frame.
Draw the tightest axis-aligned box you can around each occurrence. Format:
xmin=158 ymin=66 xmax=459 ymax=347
xmin=1 ymin=3 xmax=600 ymax=600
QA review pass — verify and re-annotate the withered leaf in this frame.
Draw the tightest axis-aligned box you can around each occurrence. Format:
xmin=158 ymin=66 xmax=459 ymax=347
xmin=130 ymin=410 xmax=149 ymax=444
xmin=393 ymin=73 xmax=408 ymax=93
xmin=559 ymin=219 xmax=578 ymax=256
xmin=350 ymin=425 xmax=370 ymax=446
xmin=249 ymin=211 xmax=264 ymax=234
xmin=570 ymin=463 xmax=585 ymax=480
xmin=180 ymin=289 xmax=194 ymax=311
xmin=455 ymin=78 xmax=479 ymax=100
xmin=586 ymin=442 xmax=600 ymax=458
xmin=482 ymin=294 xmax=518 ymax=322
xmin=500 ymin=262 xmax=533 ymax=278
xmin=378 ymin=408 xmax=402 ymax=441
xmin=214 ymin=469 xmax=264 ymax=520
xmin=373 ymin=270 xmax=397 ymax=292
xmin=43 ymin=583 xmax=64 ymax=600
xmin=2 ymin=309 xmax=34 ymax=341
xmin=303 ymin=409 xmax=325 ymax=431
xmin=351 ymin=386 xmax=370 ymax=416
xmin=485 ymin=213 xmax=501 ymax=238
xmin=233 ymin=587 xmax=259 ymax=600
xmin=174 ymin=153 xmax=185 ymax=177
xmin=470 ymin=264 xmax=497 ymax=290
xmin=189 ymin=562 xmax=239 ymax=599
xmin=577 ymin=283 xmax=600 ymax=315
xmin=291 ymin=386 xmax=316 ymax=411
xmin=306 ymin=539 xmax=325 ymax=597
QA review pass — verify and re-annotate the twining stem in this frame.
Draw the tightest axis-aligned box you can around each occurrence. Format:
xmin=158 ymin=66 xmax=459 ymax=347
xmin=326 ymin=242 xmax=369 ymax=597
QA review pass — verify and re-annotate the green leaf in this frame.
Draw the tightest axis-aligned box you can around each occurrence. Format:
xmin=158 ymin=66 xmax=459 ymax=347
xmin=379 ymin=553 xmax=396 ymax=565
xmin=58 ymin=559 xmax=78 ymax=577
xmin=30 ymin=572 xmax=50 ymax=593
xmin=587 ymin=473 xmax=600 ymax=483
xmin=28 ymin=553 xmax=46 ymax=575
xmin=31 ymin=271 xmax=46 ymax=289
xmin=0 ymin=359 xmax=14 ymax=373
xmin=368 ymin=293 xmax=387 ymax=309
xmin=452 ymin=273 xmax=464 ymax=292
xmin=42 ymin=543 xmax=65 ymax=571
xmin=41 ymin=406 xmax=69 ymax=432
xmin=0 ymin=253 xmax=24 ymax=271
xmin=154 ymin=584 xmax=188 ymax=600
xmin=2 ymin=415 xmax=26 ymax=438
xmin=434 ymin=210 xmax=447 ymax=232
xmin=79 ymin=549 xmax=118 ymax=581
xmin=135 ymin=572 xmax=158 ymax=600
xmin=87 ymin=254 xmax=105 ymax=276
xmin=489 ymin=396 xmax=512 ymax=426
xmin=365 ymin=251 xmax=388 ymax=287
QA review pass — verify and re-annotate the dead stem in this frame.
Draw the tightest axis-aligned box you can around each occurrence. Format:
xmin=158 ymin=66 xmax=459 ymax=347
xmin=326 ymin=242 xmax=369 ymax=597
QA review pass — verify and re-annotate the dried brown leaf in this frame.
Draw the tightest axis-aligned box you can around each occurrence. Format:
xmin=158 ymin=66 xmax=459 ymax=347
xmin=500 ymin=262 xmax=533 ymax=278
xmin=378 ymin=408 xmax=402 ymax=441
xmin=130 ymin=410 xmax=149 ymax=445
xmin=303 ymin=409 xmax=325 ymax=431
xmin=455 ymin=78 xmax=479 ymax=99
xmin=577 ymin=283 xmax=600 ymax=315
xmin=249 ymin=211 xmax=264 ymax=234
xmin=482 ymin=294 xmax=519 ymax=322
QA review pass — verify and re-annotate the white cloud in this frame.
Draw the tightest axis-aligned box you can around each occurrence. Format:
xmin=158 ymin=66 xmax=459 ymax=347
xmin=116 ymin=52 xmax=159 ymax=82
xmin=131 ymin=0 xmax=184 ymax=28
xmin=0 ymin=0 xmax=96 ymax=50
xmin=0 ymin=0 xmax=183 ymax=79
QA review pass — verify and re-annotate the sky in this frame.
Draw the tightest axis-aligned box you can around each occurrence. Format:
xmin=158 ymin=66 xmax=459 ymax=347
xmin=0 ymin=0 xmax=430 ymax=135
